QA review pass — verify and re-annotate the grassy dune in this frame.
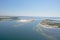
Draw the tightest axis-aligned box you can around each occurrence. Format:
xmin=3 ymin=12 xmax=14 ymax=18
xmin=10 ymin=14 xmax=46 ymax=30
xmin=41 ymin=19 xmax=60 ymax=28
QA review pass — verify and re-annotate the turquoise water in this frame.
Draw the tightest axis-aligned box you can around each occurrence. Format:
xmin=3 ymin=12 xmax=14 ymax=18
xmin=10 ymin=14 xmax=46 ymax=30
xmin=0 ymin=17 xmax=60 ymax=40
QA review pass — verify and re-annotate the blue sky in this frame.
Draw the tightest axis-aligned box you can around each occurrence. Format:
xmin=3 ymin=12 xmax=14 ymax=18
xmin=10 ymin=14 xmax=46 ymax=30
xmin=0 ymin=0 xmax=60 ymax=17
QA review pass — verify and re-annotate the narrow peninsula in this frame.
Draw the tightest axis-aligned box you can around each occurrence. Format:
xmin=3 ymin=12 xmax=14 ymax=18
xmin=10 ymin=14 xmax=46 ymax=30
xmin=40 ymin=19 xmax=60 ymax=28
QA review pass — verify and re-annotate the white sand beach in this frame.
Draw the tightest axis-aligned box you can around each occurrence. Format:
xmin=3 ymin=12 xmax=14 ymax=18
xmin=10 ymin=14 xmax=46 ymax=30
xmin=17 ymin=19 xmax=34 ymax=22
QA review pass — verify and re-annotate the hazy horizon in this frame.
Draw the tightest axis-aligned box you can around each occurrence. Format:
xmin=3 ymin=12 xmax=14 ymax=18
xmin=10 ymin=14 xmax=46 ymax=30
xmin=0 ymin=0 xmax=60 ymax=17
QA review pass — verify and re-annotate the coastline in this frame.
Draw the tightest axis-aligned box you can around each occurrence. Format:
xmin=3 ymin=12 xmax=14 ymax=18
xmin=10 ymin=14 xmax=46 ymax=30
xmin=16 ymin=19 xmax=34 ymax=22
xmin=40 ymin=19 xmax=60 ymax=29
xmin=40 ymin=24 xmax=60 ymax=29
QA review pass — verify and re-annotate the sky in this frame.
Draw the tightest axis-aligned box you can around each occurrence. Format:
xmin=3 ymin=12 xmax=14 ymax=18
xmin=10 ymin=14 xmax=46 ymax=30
xmin=0 ymin=0 xmax=60 ymax=17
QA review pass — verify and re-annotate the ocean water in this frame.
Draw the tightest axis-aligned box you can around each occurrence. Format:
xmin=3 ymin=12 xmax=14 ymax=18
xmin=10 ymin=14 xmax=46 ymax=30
xmin=0 ymin=17 xmax=60 ymax=40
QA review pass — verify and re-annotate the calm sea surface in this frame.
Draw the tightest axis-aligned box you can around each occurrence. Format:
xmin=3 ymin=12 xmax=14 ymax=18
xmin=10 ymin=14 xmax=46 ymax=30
xmin=0 ymin=17 xmax=60 ymax=40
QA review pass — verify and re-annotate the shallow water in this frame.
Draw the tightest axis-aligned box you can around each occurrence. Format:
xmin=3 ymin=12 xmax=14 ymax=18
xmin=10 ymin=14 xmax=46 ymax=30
xmin=35 ymin=23 xmax=60 ymax=40
xmin=0 ymin=17 xmax=60 ymax=40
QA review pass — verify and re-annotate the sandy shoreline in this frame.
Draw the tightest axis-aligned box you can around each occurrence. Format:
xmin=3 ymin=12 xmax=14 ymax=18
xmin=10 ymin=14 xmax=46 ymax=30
xmin=17 ymin=19 xmax=34 ymax=22
xmin=40 ymin=24 xmax=60 ymax=29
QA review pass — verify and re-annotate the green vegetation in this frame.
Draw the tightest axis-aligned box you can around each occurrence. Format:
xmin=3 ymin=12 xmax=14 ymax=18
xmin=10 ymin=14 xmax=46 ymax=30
xmin=41 ymin=19 xmax=60 ymax=28
xmin=0 ymin=17 xmax=19 ymax=21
